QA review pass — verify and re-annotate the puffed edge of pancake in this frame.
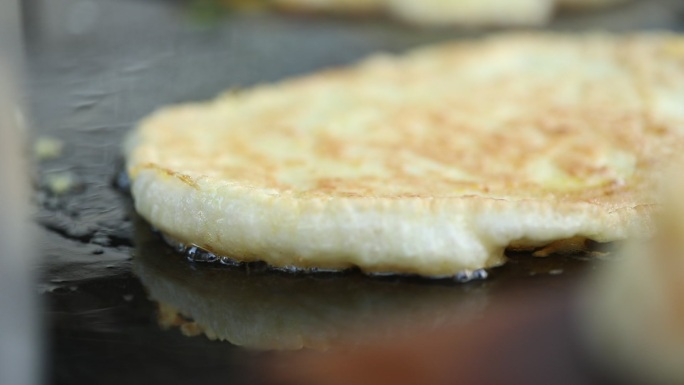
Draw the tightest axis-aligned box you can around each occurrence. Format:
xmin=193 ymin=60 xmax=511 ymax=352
xmin=125 ymin=163 xmax=652 ymax=277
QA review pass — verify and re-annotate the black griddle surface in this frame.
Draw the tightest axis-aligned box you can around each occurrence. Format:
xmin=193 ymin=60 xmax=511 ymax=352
xmin=26 ymin=1 xmax=684 ymax=384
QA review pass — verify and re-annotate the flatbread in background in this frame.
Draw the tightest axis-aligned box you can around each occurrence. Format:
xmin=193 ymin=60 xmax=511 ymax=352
xmin=558 ymin=0 xmax=627 ymax=10
xmin=270 ymin=0 xmax=629 ymax=26
xmin=274 ymin=0 xmax=553 ymax=26
xmin=582 ymin=163 xmax=684 ymax=385
xmin=125 ymin=33 xmax=684 ymax=277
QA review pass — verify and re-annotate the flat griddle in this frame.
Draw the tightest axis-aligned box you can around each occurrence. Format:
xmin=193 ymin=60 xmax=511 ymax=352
xmin=27 ymin=1 xmax=684 ymax=384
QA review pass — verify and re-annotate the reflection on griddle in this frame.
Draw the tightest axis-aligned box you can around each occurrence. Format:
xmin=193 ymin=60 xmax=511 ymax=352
xmin=133 ymin=224 xmax=493 ymax=350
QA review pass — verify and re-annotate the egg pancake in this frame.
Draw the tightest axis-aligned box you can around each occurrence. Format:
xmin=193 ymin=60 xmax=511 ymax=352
xmin=125 ymin=33 xmax=684 ymax=277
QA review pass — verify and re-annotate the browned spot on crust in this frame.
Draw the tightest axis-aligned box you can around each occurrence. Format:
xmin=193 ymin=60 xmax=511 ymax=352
xmin=136 ymin=163 xmax=200 ymax=189
xmin=177 ymin=174 xmax=199 ymax=189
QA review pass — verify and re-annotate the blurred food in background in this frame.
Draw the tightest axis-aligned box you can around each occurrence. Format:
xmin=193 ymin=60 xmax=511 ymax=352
xmin=582 ymin=163 xmax=684 ymax=385
xmin=558 ymin=0 xmax=625 ymax=9
xmin=0 ymin=2 xmax=42 ymax=385
xmin=196 ymin=0 xmax=630 ymax=26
